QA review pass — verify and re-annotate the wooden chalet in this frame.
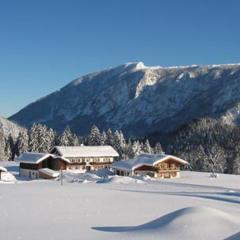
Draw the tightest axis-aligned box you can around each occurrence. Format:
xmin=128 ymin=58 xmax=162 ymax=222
xmin=112 ymin=153 xmax=189 ymax=178
xmin=50 ymin=146 xmax=119 ymax=171
xmin=16 ymin=152 xmax=70 ymax=179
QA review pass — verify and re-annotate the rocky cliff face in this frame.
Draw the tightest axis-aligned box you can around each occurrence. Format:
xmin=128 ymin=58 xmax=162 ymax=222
xmin=10 ymin=62 xmax=240 ymax=137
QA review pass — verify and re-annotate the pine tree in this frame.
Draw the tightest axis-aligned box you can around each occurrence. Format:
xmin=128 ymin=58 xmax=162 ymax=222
xmin=113 ymin=130 xmax=126 ymax=158
xmin=101 ymin=131 xmax=107 ymax=145
xmin=0 ymin=129 xmax=5 ymax=160
xmin=142 ymin=139 xmax=152 ymax=153
xmin=121 ymin=139 xmax=131 ymax=160
xmin=28 ymin=124 xmax=55 ymax=152
xmin=15 ymin=131 xmax=29 ymax=156
xmin=72 ymin=133 xmax=80 ymax=146
xmin=154 ymin=142 xmax=163 ymax=154
xmin=233 ymin=144 xmax=240 ymax=174
xmin=124 ymin=140 xmax=134 ymax=159
xmin=105 ymin=128 xmax=114 ymax=146
xmin=47 ymin=127 xmax=56 ymax=150
xmin=4 ymin=134 xmax=15 ymax=161
xmin=87 ymin=125 xmax=102 ymax=146
xmin=28 ymin=124 xmax=39 ymax=152
xmin=232 ymin=157 xmax=240 ymax=174
xmin=58 ymin=126 xmax=75 ymax=146
xmin=131 ymin=140 xmax=142 ymax=157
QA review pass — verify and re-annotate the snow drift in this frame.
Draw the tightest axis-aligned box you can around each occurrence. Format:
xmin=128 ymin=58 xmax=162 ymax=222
xmin=97 ymin=175 xmax=145 ymax=184
xmin=59 ymin=171 xmax=101 ymax=183
xmin=0 ymin=171 xmax=16 ymax=183
xmin=58 ymin=171 xmax=145 ymax=184
xmin=93 ymin=206 xmax=240 ymax=239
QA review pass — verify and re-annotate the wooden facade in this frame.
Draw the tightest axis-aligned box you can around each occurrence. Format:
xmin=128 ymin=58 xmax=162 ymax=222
xmin=18 ymin=154 xmax=69 ymax=179
xmin=19 ymin=157 xmax=67 ymax=171
xmin=64 ymin=157 xmax=114 ymax=171
xmin=17 ymin=146 xmax=119 ymax=179
xmin=113 ymin=155 xmax=189 ymax=179
xmin=134 ymin=159 xmax=181 ymax=178
xmin=51 ymin=146 xmax=119 ymax=171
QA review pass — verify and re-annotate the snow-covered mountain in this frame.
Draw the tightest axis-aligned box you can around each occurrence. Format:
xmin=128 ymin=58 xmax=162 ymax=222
xmin=9 ymin=62 xmax=240 ymax=137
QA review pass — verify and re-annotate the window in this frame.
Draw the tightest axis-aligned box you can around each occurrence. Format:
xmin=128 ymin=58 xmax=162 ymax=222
xmin=171 ymin=163 xmax=176 ymax=170
xmin=164 ymin=162 xmax=168 ymax=169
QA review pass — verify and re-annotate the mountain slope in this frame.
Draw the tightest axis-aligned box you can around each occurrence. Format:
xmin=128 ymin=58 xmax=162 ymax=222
xmin=0 ymin=116 xmax=25 ymax=138
xmin=10 ymin=62 xmax=240 ymax=137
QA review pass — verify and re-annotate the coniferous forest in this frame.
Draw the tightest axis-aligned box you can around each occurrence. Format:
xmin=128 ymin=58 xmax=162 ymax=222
xmin=1 ymin=118 xmax=240 ymax=175
xmin=0 ymin=123 xmax=162 ymax=163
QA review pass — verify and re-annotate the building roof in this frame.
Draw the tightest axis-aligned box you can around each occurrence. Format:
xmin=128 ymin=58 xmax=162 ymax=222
xmin=52 ymin=146 xmax=119 ymax=158
xmin=0 ymin=166 xmax=7 ymax=172
xmin=39 ymin=168 xmax=60 ymax=178
xmin=112 ymin=153 xmax=189 ymax=171
xmin=15 ymin=152 xmax=70 ymax=164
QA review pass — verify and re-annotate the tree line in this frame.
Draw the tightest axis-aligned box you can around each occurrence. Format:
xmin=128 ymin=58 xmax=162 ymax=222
xmin=167 ymin=118 xmax=240 ymax=175
xmin=1 ymin=118 xmax=240 ymax=175
xmin=1 ymin=124 xmax=163 ymax=161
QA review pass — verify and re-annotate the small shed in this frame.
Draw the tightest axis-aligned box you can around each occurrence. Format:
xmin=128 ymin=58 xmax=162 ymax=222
xmin=16 ymin=152 xmax=70 ymax=179
xmin=38 ymin=168 xmax=60 ymax=179
xmin=112 ymin=153 xmax=189 ymax=179
xmin=0 ymin=166 xmax=7 ymax=180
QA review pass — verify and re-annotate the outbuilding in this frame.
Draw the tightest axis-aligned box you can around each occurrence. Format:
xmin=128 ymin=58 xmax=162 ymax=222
xmin=0 ymin=166 xmax=7 ymax=180
xmin=112 ymin=153 xmax=189 ymax=178
xmin=16 ymin=152 xmax=70 ymax=179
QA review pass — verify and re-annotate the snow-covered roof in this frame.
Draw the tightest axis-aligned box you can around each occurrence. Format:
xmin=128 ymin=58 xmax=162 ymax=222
xmin=39 ymin=168 xmax=60 ymax=178
xmin=112 ymin=153 xmax=189 ymax=171
xmin=15 ymin=152 xmax=70 ymax=164
xmin=0 ymin=166 xmax=7 ymax=172
xmin=52 ymin=146 xmax=119 ymax=158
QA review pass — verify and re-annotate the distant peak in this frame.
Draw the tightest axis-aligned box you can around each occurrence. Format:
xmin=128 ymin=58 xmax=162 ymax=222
xmin=123 ymin=61 xmax=146 ymax=71
xmin=135 ymin=61 xmax=146 ymax=69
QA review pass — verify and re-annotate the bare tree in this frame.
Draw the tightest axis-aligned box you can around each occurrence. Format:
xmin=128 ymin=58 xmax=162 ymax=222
xmin=199 ymin=144 xmax=226 ymax=177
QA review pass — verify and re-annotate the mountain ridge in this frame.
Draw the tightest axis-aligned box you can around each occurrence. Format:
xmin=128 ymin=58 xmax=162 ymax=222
xmin=9 ymin=62 xmax=240 ymax=137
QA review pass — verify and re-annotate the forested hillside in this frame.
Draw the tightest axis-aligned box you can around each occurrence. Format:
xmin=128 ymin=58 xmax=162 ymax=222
xmin=168 ymin=118 xmax=240 ymax=174
xmin=2 ymin=117 xmax=240 ymax=175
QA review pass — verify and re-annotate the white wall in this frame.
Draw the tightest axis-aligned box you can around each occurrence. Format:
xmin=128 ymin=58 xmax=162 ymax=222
xmin=19 ymin=168 xmax=39 ymax=179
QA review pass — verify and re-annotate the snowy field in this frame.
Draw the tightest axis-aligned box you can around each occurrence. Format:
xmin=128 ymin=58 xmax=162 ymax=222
xmin=0 ymin=162 xmax=239 ymax=240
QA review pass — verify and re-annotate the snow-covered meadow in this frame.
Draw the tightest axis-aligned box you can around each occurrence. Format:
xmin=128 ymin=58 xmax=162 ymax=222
xmin=0 ymin=162 xmax=239 ymax=240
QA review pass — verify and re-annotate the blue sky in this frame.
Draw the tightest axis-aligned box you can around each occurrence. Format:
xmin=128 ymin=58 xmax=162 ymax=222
xmin=1 ymin=0 xmax=240 ymax=117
